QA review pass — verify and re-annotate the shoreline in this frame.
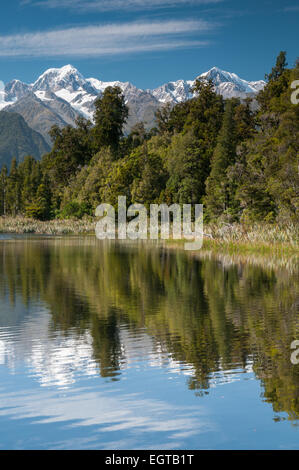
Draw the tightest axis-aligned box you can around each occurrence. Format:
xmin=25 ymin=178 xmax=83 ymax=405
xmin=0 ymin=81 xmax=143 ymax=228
xmin=0 ymin=216 xmax=298 ymax=256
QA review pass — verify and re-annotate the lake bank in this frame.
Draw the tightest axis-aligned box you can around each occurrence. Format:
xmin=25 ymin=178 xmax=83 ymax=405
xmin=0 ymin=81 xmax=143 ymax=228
xmin=0 ymin=216 xmax=95 ymax=235
xmin=0 ymin=216 xmax=298 ymax=257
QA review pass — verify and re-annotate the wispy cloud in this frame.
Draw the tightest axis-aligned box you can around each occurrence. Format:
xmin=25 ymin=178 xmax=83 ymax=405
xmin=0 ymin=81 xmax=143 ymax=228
xmin=0 ymin=20 xmax=214 ymax=58
xmin=283 ymin=5 xmax=299 ymax=12
xmin=22 ymin=0 xmax=224 ymax=12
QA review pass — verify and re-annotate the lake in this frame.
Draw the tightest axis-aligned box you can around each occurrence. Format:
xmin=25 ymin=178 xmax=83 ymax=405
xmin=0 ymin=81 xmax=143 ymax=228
xmin=0 ymin=236 xmax=298 ymax=449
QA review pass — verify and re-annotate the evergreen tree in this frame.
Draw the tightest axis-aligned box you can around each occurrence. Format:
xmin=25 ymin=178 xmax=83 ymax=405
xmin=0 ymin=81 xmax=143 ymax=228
xmin=35 ymin=174 xmax=52 ymax=220
xmin=165 ymin=79 xmax=224 ymax=205
xmin=205 ymin=99 xmax=240 ymax=220
xmin=130 ymin=143 xmax=168 ymax=207
xmin=265 ymin=51 xmax=288 ymax=82
xmin=18 ymin=156 xmax=41 ymax=211
xmin=187 ymin=78 xmax=224 ymax=143
xmin=0 ymin=165 xmax=8 ymax=216
xmin=166 ymin=131 xmax=207 ymax=205
xmin=6 ymin=158 xmax=21 ymax=216
xmin=155 ymin=103 xmax=172 ymax=135
xmin=233 ymin=54 xmax=299 ymax=222
xmin=126 ymin=122 xmax=147 ymax=150
xmin=234 ymin=98 xmax=256 ymax=141
xmin=258 ymin=51 xmax=290 ymax=113
xmin=93 ymin=86 xmax=128 ymax=154
xmin=42 ymin=117 xmax=93 ymax=210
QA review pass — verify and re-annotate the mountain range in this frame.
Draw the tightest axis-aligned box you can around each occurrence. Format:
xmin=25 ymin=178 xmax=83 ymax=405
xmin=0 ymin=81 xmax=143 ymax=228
xmin=0 ymin=65 xmax=265 ymax=166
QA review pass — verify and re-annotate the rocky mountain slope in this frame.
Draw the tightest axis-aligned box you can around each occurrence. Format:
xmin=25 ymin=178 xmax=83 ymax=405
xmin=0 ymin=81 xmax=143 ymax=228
xmin=0 ymin=111 xmax=50 ymax=168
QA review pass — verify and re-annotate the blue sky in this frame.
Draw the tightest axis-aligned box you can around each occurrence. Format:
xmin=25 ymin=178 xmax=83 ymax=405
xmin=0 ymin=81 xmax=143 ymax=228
xmin=0 ymin=0 xmax=298 ymax=88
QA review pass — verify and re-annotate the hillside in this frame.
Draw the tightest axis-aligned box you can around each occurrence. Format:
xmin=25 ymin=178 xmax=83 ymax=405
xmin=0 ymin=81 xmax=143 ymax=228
xmin=5 ymin=93 xmax=80 ymax=145
xmin=0 ymin=111 xmax=50 ymax=168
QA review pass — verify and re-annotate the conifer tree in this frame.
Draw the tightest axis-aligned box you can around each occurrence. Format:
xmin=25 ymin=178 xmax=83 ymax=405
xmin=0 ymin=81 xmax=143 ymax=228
xmin=26 ymin=178 xmax=51 ymax=220
xmin=7 ymin=158 xmax=21 ymax=216
xmin=19 ymin=156 xmax=41 ymax=211
xmin=93 ymin=86 xmax=128 ymax=154
xmin=0 ymin=165 xmax=8 ymax=216
xmin=205 ymin=99 xmax=239 ymax=220
xmin=265 ymin=51 xmax=288 ymax=82
xmin=233 ymin=53 xmax=299 ymax=222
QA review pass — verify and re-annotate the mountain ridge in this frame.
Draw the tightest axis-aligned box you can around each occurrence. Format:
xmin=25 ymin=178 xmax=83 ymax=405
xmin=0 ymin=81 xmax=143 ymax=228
xmin=0 ymin=65 xmax=266 ymax=148
xmin=1 ymin=64 xmax=266 ymax=114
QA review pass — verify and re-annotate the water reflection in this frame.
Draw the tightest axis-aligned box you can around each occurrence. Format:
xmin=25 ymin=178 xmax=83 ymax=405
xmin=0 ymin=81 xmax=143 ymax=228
xmin=0 ymin=237 xmax=298 ymax=448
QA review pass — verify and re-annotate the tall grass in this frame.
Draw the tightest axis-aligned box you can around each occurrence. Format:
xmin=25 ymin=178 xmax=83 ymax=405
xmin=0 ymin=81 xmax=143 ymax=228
xmin=0 ymin=216 xmax=298 ymax=251
xmin=0 ymin=216 xmax=96 ymax=235
xmin=203 ymin=222 xmax=298 ymax=246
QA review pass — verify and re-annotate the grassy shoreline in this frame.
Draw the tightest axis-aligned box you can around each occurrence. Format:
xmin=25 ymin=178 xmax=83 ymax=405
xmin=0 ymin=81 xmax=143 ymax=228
xmin=0 ymin=216 xmax=96 ymax=236
xmin=0 ymin=216 xmax=298 ymax=255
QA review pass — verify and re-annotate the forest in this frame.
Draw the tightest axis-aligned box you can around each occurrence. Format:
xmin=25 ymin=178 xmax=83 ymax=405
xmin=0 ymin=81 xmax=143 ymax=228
xmin=0 ymin=52 xmax=298 ymax=225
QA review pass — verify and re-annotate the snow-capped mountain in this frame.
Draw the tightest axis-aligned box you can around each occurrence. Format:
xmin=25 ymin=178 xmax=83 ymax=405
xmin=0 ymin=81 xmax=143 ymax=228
xmin=199 ymin=67 xmax=265 ymax=99
xmin=151 ymin=67 xmax=266 ymax=103
xmin=32 ymin=65 xmax=98 ymax=119
xmin=0 ymin=64 xmax=266 ymax=141
xmin=150 ymin=79 xmax=194 ymax=104
xmin=4 ymin=79 xmax=32 ymax=102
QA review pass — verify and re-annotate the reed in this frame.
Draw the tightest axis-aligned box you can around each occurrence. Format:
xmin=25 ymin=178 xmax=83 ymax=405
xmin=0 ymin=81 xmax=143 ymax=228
xmin=0 ymin=216 xmax=96 ymax=235
xmin=0 ymin=216 xmax=298 ymax=255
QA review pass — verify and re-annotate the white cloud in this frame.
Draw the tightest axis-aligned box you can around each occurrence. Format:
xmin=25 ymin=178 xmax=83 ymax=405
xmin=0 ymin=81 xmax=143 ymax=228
xmin=22 ymin=0 xmax=224 ymax=12
xmin=0 ymin=20 xmax=213 ymax=58
xmin=284 ymin=5 xmax=299 ymax=12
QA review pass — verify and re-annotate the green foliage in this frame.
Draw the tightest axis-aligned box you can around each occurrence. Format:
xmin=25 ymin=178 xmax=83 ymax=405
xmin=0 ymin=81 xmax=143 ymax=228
xmin=41 ymin=117 xmax=94 ymax=208
xmin=6 ymin=158 xmax=21 ymax=216
xmin=166 ymin=132 xmax=207 ymax=204
xmin=0 ymin=165 xmax=8 ymax=216
xmin=93 ymin=86 xmax=129 ymax=153
xmin=62 ymin=147 xmax=114 ymax=210
xmin=205 ymin=98 xmax=257 ymax=221
xmin=0 ymin=56 xmax=297 ymax=225
xmin=265 ymin=51 xmax=288 ymax=82
xmin=60 ymin=201 xmax=91 ymax=219
xmin=233 ymin=55 xmax=299 ymax=223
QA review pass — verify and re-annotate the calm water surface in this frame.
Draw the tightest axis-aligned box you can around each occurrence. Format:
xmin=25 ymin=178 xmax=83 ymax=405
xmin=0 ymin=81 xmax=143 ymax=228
xmin=0 ymin=236 xmax=298 ymax=449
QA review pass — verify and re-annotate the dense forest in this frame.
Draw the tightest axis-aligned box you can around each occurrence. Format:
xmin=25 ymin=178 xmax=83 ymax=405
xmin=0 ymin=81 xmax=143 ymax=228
xmin=0 ymin=52 xmax=298 ymax=224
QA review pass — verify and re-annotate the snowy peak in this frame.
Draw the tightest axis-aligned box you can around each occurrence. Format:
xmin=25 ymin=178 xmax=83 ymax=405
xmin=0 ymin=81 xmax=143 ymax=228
xmin=248 ymin=80 xmax=266 ymax=92
xmin=200 ymin=66 xmax=240 ymax=85
xmin=151 ymin=67 xmax=266 ymax=104
xmin=151 ymin=79 xmax=194 ymax=104
xmin=199 ymin=67 xmax=266 ymax=96
xmin=86 ymin=77 xmax=122 ymax=93
xmin=30 ymin=65 xmax=99 ymax=119
xmin=86 ymin=78 xmax=146 ymax=102
xmin=2 ymin=65 xmax=266 ymax=107
xmin=0 ymin=65 xmax=266 ymax=127
xmin=4 ymin=80 xmax=31 ymax=101
xmin=32 ymin=64 xmax=88 ymax=93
